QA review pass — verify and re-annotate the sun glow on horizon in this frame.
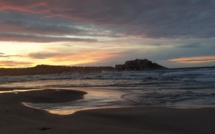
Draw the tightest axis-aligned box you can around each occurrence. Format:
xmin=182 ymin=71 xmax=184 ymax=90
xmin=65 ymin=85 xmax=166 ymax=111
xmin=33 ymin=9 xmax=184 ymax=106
xmin=0 ymin=41 xmax=123 ymax=68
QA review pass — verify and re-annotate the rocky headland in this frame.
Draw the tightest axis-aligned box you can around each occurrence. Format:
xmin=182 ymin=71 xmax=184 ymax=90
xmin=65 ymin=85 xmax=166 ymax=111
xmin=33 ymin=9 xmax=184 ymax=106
xmin=115 ymin=59 xmax=167 ymax=71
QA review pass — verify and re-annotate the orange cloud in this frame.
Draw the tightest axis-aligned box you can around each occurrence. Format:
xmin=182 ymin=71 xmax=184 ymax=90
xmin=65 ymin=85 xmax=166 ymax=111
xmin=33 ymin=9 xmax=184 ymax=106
xmin=168 ymin=56 xmax=215 ymax=64
xmin=0 ymin=60 xmax=32 ymax=67
xmin=27 ymin=50 xmax=120 ymax=66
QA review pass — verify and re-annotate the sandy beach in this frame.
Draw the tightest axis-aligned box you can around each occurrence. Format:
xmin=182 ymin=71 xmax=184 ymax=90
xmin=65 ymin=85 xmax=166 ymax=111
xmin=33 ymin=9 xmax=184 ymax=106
xmin=0 ymin=89 xmax=215 ymax=134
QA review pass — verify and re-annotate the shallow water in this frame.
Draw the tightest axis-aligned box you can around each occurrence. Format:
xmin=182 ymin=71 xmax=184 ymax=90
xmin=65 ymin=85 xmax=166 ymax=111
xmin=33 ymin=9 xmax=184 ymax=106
xmin=1 ymin=67 xmax=215 ymax=115
xmin=23 ymin=88 xmax=128 ymax=115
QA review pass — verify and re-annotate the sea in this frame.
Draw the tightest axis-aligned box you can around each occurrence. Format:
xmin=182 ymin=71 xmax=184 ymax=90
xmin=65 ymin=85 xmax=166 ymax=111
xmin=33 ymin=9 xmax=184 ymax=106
xmin=0 ymin=67 xmax=215 ymax=115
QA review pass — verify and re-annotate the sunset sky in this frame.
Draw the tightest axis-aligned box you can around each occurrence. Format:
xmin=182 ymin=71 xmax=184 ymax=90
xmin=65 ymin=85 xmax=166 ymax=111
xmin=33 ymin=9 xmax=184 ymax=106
xmin=0 ymin=0 xmax=215 ymax=68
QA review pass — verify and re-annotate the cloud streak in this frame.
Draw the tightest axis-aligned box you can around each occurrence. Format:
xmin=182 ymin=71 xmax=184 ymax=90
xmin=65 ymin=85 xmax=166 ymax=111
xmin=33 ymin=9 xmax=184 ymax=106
xmin=168 ymin=56 xmax=215 ymax=64
xmin=0 ymin=33 xmax=98 ymax=42
xmin=0 ymin=60 xmax=32 ymax=67
xmin=178 ymin=43 xmax=202 ymax=48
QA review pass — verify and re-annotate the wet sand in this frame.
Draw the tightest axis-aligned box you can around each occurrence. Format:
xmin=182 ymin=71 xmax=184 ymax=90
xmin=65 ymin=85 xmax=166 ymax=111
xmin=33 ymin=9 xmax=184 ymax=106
xmin=0 ymin=89 xmax=215 ymax=134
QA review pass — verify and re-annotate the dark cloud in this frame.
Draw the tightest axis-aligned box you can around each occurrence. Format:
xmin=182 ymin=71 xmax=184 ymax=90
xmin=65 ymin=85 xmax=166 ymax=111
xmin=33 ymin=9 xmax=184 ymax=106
xmin=0 ymin=53 xmax=20 ymax=58
xmin=0 ymin=0 xmax=215 ymax=41
xmin=150 ymin=43 xmax=168 ymax=46
xmin=0 ymin=11 xmax=107 ymax=37
xmin=0 ymin=20 xmax=87 ymax=35
xmin=28 ymin=52 xmax=60 ymax=59
xmin=0 ymin=10 xmax=119 ymax=42
xmin=178 ymin=43 xmax=202 ymax=48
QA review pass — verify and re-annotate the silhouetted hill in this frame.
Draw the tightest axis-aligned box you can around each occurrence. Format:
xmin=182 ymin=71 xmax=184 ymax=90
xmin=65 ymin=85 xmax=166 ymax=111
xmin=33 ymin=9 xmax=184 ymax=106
xmin=0 ymin=65 xmax=114 ymax=76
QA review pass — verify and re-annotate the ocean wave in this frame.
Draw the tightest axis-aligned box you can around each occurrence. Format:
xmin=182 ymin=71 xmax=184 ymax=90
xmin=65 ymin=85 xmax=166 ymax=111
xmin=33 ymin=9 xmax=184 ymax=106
xmin=0 ymin=67 xmax=214 ymax=84
xmin=122 ymin=91 xmax=215 ymax=105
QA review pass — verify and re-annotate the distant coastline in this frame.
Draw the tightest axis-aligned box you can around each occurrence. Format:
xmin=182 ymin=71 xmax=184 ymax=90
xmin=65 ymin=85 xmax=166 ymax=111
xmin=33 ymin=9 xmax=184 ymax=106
xmin=1 ymin=59 xmax=215 ymax=77
xmin=0 ymin=65 xmax=114 ymax=76
xmin=0 ymin=59 xmax=167 ymax=76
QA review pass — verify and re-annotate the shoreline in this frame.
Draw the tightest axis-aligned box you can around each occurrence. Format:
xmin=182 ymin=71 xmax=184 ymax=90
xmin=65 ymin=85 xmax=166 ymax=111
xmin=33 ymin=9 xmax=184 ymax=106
xmin=0 ymin=88 xmax=215 ymax=134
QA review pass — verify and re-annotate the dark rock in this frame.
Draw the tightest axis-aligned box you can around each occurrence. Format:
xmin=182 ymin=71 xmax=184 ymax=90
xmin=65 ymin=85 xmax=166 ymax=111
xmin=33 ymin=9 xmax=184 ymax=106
xmin=115 ymin=59 xmax=167 ymax=71
xmin=40 ymin=127 xmax=52 ymax=131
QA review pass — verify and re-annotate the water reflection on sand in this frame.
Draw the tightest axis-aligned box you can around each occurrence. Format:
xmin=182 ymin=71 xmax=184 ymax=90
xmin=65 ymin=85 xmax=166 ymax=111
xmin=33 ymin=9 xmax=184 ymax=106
xmin=23 ymin=88 xmax=129 ymax=115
